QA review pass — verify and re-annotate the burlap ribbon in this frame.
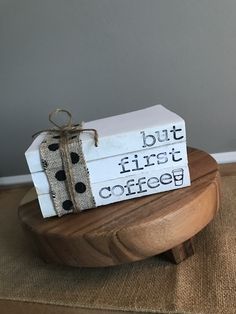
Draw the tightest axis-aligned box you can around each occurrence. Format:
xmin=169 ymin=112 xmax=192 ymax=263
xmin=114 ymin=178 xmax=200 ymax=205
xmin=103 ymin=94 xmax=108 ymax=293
xmin=35 ymin=109 xmax=98 ymax=216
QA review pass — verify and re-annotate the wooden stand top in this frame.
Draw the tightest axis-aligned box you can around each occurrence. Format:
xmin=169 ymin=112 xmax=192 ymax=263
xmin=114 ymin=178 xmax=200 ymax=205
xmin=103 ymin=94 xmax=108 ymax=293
xmin=18 ymin=148 xmax=221 ymax=267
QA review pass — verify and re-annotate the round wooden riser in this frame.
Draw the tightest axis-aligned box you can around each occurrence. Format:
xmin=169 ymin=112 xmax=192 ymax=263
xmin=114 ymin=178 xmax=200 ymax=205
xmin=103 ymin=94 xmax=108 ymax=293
xmin=18 ymin=148 xmax=221 ymax=267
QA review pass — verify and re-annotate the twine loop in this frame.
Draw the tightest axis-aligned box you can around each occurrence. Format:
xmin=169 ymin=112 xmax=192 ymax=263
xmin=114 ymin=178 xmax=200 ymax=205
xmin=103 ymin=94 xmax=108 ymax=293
xmin=33 ymin=108 xmax=98 ymax=147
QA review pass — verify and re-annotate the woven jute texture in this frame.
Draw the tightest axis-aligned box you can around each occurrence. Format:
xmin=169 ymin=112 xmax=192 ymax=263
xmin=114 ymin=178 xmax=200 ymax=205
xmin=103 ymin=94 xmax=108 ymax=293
xmin=0 ymin=176 xmax=235 ymax=313
xmin=40 ymin=133 xmax=95 ymax=216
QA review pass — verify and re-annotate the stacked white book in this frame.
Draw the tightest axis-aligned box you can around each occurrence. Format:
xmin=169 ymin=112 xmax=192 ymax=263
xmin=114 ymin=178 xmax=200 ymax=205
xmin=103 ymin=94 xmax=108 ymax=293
xmin=25 ymin=105 xmax=191 ymax=218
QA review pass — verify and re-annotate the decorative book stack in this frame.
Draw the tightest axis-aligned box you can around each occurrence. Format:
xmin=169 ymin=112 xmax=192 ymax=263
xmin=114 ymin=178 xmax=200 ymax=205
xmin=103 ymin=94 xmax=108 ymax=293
xmin=25 ymin=105 xmax=191 ymax=218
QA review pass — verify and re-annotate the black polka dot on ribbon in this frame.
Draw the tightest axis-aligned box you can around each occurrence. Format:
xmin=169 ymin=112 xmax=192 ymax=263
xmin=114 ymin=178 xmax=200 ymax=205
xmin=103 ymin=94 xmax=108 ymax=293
xmin=48 ymin=143 xmax=59 ymax=151
xmin=62 ymin=200 xmax=73 ymax=211
xmin=75 ymin=182 xmax=86 ymax=193
xmin=41 ymin=159 xmax=48 ymax=169
xmin=51 ymin=191 xmax=56 ymax=199
xmin=70 ymin=152 xmax=80 ymax=164
xmin=55 ymin=170 xmax=66 ymax=181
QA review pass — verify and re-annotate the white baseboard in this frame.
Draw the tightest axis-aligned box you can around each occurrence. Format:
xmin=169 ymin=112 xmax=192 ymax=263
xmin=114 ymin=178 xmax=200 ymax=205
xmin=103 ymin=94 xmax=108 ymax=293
xmin=1 ymin=151 xmax=236 ymax=186
xmin=211 ymin=151 xmax=236 ymax=164
xmin=0 ymin=174 xmax=32 ymax=186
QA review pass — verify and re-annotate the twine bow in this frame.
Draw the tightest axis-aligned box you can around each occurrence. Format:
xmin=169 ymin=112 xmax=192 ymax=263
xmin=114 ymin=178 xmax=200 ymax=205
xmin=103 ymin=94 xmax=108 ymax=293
xmin=33 ymin=109 xmax=98 ymax=147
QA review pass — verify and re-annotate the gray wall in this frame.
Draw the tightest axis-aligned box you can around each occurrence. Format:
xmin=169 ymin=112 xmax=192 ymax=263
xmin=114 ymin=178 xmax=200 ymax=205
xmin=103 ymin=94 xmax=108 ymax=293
xmin=1 ymin=0 xmax=236 ymax=176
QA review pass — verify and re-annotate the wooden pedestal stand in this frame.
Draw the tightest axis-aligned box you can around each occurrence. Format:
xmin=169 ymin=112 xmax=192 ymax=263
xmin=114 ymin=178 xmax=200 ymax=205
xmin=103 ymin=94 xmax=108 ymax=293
xmin=18 ymin=148 xmax=221 ymax=267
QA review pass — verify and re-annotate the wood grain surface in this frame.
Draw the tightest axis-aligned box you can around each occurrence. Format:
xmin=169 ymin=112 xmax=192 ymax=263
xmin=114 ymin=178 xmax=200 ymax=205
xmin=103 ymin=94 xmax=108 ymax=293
xmin=18 ymin=148 xmax=221 ymax=267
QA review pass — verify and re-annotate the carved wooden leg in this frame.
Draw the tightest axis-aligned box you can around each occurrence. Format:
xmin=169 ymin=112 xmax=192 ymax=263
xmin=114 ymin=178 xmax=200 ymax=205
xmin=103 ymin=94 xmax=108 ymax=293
xmin=165 ymin=238 xmax=194 ymax=264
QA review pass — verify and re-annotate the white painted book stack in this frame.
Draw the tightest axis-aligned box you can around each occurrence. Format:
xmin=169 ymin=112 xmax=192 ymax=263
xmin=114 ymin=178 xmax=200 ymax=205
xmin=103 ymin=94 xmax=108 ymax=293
xmin=25 ymin=105 xmax=191 ymax=218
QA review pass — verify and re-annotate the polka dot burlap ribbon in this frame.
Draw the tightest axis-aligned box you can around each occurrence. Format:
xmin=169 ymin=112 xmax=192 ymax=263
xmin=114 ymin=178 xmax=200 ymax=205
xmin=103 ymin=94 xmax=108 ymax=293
xmin=35 ymin=109 xmax=98 ymax=216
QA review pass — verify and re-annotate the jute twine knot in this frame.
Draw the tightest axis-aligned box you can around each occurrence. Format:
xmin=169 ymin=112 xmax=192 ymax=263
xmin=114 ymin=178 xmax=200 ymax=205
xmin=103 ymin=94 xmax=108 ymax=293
xmin=33 ymin=108 xmax=99 ymax=147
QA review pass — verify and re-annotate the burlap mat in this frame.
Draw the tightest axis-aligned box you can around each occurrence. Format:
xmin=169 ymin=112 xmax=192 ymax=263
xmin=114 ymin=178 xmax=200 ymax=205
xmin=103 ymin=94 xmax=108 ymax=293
xmin=0 ymin=176 xmax=235 ymax=314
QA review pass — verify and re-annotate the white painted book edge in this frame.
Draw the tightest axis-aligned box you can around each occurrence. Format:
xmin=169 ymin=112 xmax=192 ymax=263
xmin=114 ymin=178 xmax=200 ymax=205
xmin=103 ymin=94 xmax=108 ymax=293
xmin=0 ymin=150 xmax=233 ymax=186
xmin=37 ymin=164 xmax=190 ymax=218
xmin=25 ymin=105 xmax=186 ymax=173
xmin=31 ymin=142 xmax=188 ymax=194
